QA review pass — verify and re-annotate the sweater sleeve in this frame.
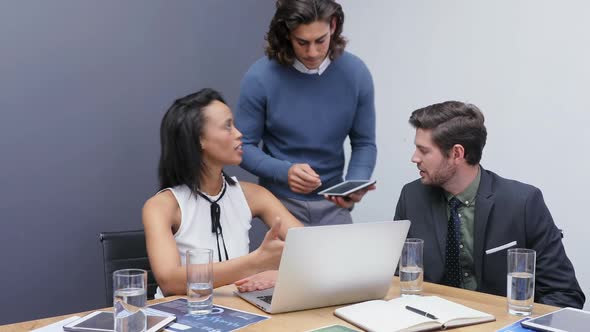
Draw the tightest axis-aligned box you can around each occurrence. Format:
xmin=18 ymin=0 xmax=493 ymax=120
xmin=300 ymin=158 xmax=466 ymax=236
xmin=345 ymin=62 xmax=377 ymax=180
xmin=235 ymin=69 xmax=292 ymax=184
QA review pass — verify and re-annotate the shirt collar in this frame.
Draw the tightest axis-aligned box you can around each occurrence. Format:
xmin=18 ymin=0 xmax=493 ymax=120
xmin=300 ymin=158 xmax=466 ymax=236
xmin=292 ymin=56 xmax=331 ymax=75
xmin=445 ymin=167 xmax=481 ymax=207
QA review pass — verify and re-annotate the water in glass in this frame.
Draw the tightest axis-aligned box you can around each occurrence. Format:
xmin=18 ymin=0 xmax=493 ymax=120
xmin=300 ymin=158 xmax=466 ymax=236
xmin=400 ymin=265 xmax=423 ymax=295
xmin=187 ymin=282 xmax=213 ymax=315
xmin=507 ymin=271 xmax=534 ymax=316
xmin=114 ymin=287 xmax=147 ymax=332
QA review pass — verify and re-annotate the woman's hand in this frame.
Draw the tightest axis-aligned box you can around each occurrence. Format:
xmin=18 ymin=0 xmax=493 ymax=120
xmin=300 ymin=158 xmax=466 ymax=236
xmin=234 ymin=270 xmax=278 ymax=292
xmin=254 ymin=221 xmax=284 ymax=270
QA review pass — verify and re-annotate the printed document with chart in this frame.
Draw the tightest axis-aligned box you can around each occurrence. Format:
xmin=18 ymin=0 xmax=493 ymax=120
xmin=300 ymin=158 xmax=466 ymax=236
xmin=149 ymin=298 xmax=268 ymax=332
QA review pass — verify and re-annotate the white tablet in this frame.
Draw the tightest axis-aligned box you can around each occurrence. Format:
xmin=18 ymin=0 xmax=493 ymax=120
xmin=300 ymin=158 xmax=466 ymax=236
xmin=63 ymin=311 xmax=175 ymax=332
xmin=521 ymin=307 xmax=590 ymax=332
xmin=317 ymin=180 xmax=376 ymax=196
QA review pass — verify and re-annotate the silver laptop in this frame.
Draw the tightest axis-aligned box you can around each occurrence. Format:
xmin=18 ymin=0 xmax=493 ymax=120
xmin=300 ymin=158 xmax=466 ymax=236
xmin=235 ymin=220 xmax=411 ymax=313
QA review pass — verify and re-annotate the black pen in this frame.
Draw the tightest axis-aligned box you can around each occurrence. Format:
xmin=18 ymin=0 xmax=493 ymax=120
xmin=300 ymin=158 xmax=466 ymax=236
xmin=405 ymin=305 xmax=438 ymax=320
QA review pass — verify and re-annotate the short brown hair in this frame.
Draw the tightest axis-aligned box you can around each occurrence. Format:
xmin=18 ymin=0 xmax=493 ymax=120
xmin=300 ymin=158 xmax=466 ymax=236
xmin=409 ymin=101 xmax=487 ymax=165
xmin=265 ymin=0 xmax=347 ymax=66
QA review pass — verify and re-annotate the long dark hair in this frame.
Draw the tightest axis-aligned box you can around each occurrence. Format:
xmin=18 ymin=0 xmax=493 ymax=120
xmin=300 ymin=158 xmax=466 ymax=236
xmin=409 ymin=101 xmax=487 ymax=165
xmin=158 ymin=88 xmax=235 ymax=195
xmin=265 ymin=0 xmax=347 ymax=65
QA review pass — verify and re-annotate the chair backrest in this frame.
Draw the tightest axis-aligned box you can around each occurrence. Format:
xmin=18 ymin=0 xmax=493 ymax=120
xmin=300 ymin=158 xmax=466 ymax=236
xmin=99 ymin=230 xmax=158 ymax=307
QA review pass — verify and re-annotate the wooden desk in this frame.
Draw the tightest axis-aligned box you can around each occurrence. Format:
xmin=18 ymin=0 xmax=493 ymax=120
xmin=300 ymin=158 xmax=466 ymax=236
xmin=1 ymin=279 xmax=557 ymax=331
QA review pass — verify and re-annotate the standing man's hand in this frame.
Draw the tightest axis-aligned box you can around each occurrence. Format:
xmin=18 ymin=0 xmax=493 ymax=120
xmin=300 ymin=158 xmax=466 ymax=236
xmin=288 ymin=163 xmax=322 ymax=194
xmin=325 ymin=184 xmax=376 ymax=209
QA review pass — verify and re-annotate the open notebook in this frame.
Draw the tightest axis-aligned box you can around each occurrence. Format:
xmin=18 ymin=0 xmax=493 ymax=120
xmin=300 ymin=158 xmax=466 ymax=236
xmin=334 ymin=296 xmax=495 ymax=332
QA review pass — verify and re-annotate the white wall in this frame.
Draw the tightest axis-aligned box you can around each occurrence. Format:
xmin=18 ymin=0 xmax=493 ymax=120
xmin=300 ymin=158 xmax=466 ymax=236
xmin=342 ymin=0 xmax=590 ymax=308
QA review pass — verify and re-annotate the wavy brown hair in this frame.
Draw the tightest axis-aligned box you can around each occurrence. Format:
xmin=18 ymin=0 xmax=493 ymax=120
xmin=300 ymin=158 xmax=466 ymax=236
xmin=409 ymin=101 xmax=487 ymax=166
xmin=265 ymin=0 xmax=347 ymax=66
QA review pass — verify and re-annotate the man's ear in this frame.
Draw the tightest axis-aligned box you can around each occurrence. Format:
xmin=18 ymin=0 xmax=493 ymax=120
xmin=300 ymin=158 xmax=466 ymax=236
xmin=451 ymin=144 xmax=466 ymax=161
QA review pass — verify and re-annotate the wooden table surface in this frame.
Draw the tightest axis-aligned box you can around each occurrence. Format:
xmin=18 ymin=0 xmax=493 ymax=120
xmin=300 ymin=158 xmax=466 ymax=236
xmin=0 ymin=278 xmax=557 ymax=331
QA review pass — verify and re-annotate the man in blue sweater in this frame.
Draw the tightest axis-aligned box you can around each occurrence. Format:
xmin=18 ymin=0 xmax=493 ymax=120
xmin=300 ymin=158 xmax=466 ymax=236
xmin=236 ymin=0 xmax=376 ymax=226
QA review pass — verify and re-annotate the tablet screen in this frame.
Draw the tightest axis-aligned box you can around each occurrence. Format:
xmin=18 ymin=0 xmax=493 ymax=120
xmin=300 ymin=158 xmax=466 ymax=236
xmin=75 ymin=312 xmax=112 ymax=331
xmin=317 ymin=180 xmax=375 ymax=196
xmin=64 ymin=311 xmax=175 ymax=332
xmin=522 ymin=308 xmax=590 ymax=332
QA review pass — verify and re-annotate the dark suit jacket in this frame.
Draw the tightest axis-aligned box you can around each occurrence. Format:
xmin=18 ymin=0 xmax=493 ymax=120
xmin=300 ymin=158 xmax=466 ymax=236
xmin=394 ymin=167 xmax=585 ymax=308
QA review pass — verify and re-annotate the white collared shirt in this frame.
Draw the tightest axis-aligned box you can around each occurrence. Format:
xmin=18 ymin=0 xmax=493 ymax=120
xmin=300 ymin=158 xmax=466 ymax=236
xmin=292 ymin=56 xmax=331 ymax=75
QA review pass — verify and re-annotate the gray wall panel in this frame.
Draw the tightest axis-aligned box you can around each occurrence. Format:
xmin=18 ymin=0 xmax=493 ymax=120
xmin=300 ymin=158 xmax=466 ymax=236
xmin=0 ymin=0 xmax=269 ymax=324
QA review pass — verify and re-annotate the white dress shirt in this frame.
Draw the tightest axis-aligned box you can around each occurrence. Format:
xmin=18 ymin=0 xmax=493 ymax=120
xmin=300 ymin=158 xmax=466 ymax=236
xmin=293 ymin=56 xmax=331 ymax=75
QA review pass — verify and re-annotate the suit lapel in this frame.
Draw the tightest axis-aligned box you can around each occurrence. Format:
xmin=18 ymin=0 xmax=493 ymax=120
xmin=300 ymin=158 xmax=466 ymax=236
xmin=474 ymin=167 xmax=495 ymax=286
xmin=429 ymin=187 xmax=448 ymax=262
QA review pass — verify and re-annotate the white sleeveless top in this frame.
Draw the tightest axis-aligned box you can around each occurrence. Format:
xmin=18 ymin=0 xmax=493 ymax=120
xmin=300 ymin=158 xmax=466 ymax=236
xmin=155 ymin=177 xmax=252 ymax=298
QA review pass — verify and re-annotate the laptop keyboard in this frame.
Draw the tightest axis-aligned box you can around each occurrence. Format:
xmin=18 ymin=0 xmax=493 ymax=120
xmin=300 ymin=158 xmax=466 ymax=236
xmin=257 ymin=295 xmax=273 ymax=304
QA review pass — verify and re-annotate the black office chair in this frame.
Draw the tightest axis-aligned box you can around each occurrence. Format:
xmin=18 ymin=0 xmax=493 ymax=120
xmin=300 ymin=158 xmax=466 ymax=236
xmin=99 ymin=230 xmax=158 ymax=307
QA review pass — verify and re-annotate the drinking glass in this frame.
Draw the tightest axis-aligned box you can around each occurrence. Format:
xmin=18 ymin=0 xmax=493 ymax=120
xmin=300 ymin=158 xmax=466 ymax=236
xmin=113 ymin=269 xmax=147 ymax=332
xmin=507 ymin=248 xmax=536 ymax=316
xmin=186 ymin=248 xmax=214 ymax=315
xmin=399 ymin=238 xmax=424 ymax=296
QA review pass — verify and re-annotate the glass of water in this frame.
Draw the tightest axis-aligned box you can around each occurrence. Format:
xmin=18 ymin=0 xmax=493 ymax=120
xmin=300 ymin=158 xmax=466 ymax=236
xmin=113 ymin=269 xmax=147 ymax=332
xmin=399 ymin=238 xmax=424 ymax=296
xmin=186 ymin=248 xmax=213 ymax=315
xmin=507 ymin=248 xmax=536 ymax=316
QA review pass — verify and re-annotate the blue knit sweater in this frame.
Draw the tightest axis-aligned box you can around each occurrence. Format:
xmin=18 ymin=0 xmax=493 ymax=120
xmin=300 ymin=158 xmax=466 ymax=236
xmin=236 ymin=51 xmax=376 ymax=201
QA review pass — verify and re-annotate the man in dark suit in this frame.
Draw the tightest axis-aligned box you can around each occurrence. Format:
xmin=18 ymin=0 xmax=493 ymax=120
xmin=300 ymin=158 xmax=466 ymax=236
xmin=394 ymin=101 xmax=585 ymax=308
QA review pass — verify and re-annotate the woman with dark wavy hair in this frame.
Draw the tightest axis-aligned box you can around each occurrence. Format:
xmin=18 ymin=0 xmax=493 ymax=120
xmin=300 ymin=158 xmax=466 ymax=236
xmin=235 ymin=0 xmax=377 ymax=227
xmin=143 ymin=88 xmax=302 ymax=297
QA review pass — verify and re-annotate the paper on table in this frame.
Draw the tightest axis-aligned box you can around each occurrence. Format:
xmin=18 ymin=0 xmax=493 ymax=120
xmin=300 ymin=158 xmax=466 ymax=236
xmin=31 ymin=316 xmax=81 ymax=332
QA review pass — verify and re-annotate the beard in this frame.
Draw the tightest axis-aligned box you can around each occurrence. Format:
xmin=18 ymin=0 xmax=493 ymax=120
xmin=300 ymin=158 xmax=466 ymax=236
xmin=421 ymin=160 xmax=457 ymax=188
